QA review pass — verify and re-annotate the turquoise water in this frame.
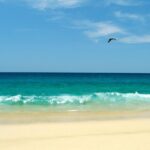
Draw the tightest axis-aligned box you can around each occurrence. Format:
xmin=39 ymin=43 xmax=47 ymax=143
xmin=0 ymin=73 xmax=150 ymax=112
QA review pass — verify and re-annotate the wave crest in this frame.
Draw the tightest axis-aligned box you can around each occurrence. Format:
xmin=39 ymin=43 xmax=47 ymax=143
xmin=0 ymin=92 xmax=150 ymax=106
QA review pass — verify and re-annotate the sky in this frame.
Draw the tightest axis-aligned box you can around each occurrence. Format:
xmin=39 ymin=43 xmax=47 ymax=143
xmin=0 ymin=0 xmax=150 ymax=73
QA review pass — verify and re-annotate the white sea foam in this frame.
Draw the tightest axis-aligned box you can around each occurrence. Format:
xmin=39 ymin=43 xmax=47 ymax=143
xmin=0 ymin=92 xmax=150 ymax=105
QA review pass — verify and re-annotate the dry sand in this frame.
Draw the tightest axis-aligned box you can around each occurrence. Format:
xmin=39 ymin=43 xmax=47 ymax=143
xmin=0 ymin=119 xmax=150 ymax=150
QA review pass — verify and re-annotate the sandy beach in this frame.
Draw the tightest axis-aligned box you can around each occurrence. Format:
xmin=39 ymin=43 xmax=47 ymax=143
xmin=0 ymin=118 xmax=150 ymax=150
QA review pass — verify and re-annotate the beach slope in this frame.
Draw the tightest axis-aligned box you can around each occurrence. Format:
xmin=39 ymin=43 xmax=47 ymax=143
xmin=0 ymin=119 xmax=150 ymax=150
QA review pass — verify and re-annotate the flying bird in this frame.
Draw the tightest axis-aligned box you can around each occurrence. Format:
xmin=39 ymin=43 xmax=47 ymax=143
xmin=108 ymin=38 xmax=117 ymax=43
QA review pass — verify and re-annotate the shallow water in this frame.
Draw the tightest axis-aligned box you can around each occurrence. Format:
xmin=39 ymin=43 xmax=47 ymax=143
xmin=0 ymin=73 xmax=150 ymax=115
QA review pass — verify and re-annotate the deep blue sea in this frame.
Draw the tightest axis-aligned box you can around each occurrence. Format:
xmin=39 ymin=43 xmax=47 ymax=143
xmin=0 ymin=73 xmax=150 ymax=113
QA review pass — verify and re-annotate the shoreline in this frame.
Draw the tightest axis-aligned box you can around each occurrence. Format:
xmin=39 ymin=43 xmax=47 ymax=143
xmin=0 ymin=110 xmax=150 ymax=124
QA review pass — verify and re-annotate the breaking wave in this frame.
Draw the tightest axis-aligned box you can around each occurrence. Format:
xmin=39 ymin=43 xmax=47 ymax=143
xmin=0 ymin=92 xmax=150 ymax=106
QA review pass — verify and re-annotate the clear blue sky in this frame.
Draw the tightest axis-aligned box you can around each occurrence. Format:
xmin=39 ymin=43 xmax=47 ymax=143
xmin=0 ymin=0 xmax=150 ymax=73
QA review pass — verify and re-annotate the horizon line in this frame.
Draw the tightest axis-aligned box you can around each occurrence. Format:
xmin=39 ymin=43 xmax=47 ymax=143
xmin=0 ymin=72 xmax=150 ymax=74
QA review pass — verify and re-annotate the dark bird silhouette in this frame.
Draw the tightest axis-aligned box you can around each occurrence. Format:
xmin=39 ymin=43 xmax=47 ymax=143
xmin=108 ymin=38 xmax=117 ymax=43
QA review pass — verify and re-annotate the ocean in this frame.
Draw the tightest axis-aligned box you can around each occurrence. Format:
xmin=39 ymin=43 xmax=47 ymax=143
xmin=0 ymin=73 xmax=150 ymax=116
